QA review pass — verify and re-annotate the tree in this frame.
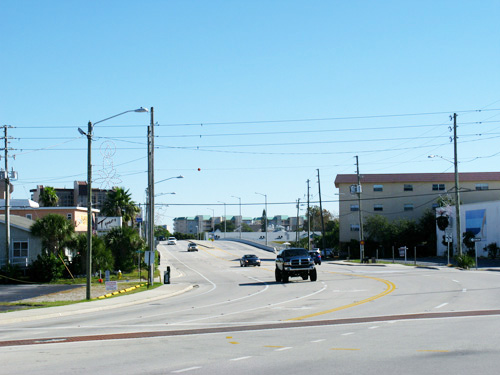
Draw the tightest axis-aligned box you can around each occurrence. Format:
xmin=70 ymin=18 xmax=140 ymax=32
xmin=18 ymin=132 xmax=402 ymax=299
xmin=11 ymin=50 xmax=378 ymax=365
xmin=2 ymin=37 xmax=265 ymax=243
xmin=155 ymin=226 xmax=171 ymax=240
xmin=261 ymin=209 xmax=267 ymax=232
xmin=303 ymin=206 xmax=333 ymax=231
xmin=30 ymin=214 xmax=75 ymax=255
xmin=105 ymin=226 xmax=145 ymax=272
xmin=242 ymin=223 xmax=253 ymax=232
xmin=39 ymin=186 xmax=59 ymax=207
xmin=314 ymin=218 xmax=339 ymax=249
xmin=69 ymin=233 xmax=114 ymax=274
xmin=214 ymin=220 xmax=235 ymax=232
xmin=101 ymin=187 xmax=139 ymax=225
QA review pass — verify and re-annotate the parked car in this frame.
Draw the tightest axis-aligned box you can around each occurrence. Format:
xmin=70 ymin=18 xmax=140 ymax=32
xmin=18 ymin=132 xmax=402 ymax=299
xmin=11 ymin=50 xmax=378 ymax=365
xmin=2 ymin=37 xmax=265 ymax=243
xmin=167 ymin=237 xmax=177 ymax=245
xmin=240 ymin=254 xmax=261 ymax=267
xmin=187 ymin=242 xmax=198 ymax=252
xmin=309 ymin=250 xmax=322 ymax=265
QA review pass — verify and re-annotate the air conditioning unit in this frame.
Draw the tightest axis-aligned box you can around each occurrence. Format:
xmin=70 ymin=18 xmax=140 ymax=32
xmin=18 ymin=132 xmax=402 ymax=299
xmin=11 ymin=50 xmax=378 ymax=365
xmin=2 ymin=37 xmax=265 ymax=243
xmin=350 ymin=184 xmax=362 ymax=194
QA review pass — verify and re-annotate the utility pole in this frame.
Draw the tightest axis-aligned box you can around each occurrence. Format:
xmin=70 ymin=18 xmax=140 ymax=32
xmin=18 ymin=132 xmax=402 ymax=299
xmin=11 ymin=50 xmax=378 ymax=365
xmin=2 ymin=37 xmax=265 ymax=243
xmin=296 ymin=198 xmax=300 ymax=243
xmin=147 ymin=107 xmax=155 ymax=286
xmin=307 ymin=179 xmax=311 ymax=251
xmin=453 ymin=113 xmax=462 ymax=256
xmin=355 ymin=156 xmax=364 ymax=260
xmin=3 ymin=126 xmax=12 ymax=265
xmin=317 ymin=169 xmax=326 ymax=251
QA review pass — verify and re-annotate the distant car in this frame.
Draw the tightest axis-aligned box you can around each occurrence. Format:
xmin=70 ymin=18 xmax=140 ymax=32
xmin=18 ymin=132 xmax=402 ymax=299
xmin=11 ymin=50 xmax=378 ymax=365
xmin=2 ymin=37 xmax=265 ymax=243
xmin=187 ymin=242 xmax=198 ymax=252
xmin=167 ymin=237 xmax=177 ymax=245
xmin=309 ymin=250 xmax=322 ymax=265
xmin=240 ymin=254 xmax=261 ymax=267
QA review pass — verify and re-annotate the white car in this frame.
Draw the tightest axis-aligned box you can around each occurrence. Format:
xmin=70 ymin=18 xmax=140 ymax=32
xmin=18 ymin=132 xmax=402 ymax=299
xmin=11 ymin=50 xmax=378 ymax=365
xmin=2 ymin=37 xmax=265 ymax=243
xmin=167 ymin=237 xmax=177 ymax=245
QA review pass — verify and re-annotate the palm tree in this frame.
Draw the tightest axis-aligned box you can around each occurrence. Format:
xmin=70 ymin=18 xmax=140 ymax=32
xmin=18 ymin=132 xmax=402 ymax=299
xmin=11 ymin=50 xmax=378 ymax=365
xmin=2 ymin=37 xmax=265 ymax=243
xmin=101 ymin=187 xmax=139 ymax=226
xmin=39 ymin=186 xmax=59 ymax=207
xmin=30 ymin=214 xmax=75 ymax=255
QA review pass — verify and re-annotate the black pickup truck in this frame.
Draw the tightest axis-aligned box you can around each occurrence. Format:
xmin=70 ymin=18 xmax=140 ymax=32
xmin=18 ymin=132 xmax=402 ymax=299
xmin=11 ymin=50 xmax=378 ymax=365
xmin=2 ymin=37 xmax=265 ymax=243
xmin=275 ymin=248 xmax=317 ymax=283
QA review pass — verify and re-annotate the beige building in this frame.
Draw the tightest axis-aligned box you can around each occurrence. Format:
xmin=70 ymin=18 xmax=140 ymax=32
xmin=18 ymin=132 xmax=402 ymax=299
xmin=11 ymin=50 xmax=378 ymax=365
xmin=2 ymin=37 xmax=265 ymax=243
xmin=335 ymin=172 xmax=500 ymax=243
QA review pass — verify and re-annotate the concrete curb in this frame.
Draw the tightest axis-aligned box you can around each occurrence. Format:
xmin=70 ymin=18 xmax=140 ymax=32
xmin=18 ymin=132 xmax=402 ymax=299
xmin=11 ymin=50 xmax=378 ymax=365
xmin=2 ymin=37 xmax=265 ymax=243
xmin=0 ymin=284 xmax=195 ymax=325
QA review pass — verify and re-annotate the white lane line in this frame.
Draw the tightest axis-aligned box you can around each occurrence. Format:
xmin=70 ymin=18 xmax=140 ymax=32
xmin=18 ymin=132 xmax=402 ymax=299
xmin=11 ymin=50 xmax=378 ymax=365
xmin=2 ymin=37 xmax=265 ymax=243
xmin=172 ymin=366 xmax=202 ymax=373
xmin=230 ymin=356 xmax=252 ymax=361
xmin=276 ymin=347 xmax=292 ymax=351
xmin=435 ymin=303 xmax=448 ymax=309
xmin=311 ymin=339 xmax=326 ymax=343
xmin=369 ymin=326 xmax=379 ymax=330
xmin=342 ymin=332 xmax=354 ymax=336
xmin=463 ymin=289 xmax=467 ymax=293
xmin=452 ymin=280 xmax=460 ymax=283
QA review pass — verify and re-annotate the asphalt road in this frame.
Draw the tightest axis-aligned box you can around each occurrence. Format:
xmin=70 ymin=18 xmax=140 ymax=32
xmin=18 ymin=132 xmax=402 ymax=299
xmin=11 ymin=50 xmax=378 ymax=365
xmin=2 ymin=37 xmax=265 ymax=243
xmin=1 ymin=240 xmax=500 ymax=374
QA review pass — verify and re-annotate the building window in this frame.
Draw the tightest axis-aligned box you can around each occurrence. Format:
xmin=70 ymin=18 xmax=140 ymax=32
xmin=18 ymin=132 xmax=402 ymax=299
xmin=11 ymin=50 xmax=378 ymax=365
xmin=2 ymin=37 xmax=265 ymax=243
xmin=404 ymin=184 xmax=413 ymax=191
xmin=476 ymin=183 xmax=489 ymax=191
xmin=350 ymin=204 xmax=359 ymax=211
xmin=404 ymin=204 xmax=414 ymax=211
xmin=432 ymin=184 xmax=445 ymax=191
xmin=67 ymin=213 xmax=72 ymax=220
xmin=373 ymin=185 xmax=383 ymax=192
xmin=13 ymin=241 xmax=28 ymax=257
xmin=350 ymin=224 xmax=360 ymax=231
xmin=374 ymin=204 xmax=383 ymax=211
xmin=26 ymin=214 xmax=32 ymax=220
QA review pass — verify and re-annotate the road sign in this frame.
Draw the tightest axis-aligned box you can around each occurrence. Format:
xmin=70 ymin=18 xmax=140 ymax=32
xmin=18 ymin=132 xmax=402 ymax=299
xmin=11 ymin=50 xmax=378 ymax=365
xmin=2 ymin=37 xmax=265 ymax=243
xmin=136 ymin=217 xmax=143 ymax=223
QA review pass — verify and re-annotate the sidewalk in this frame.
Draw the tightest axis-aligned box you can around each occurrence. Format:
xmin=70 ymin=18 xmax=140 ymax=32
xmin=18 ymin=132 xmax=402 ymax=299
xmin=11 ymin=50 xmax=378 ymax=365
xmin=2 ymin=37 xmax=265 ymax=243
xmin=0 ymin=282 xmax=194 ymax=325
xmin=0 ymin=257 xmax=193 ymax=325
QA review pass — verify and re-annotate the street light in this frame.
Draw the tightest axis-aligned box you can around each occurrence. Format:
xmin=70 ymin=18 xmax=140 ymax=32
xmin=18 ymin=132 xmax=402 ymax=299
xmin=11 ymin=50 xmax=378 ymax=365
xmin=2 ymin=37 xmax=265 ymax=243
xmin=156 ymin=175 xmax=184 ymax=185
xmin=428 ymin=154 xmax=462 ymax=256
xmin=255 ymin=192 xmax=268 ymax=246
xmin=231 ymin=195 xmax=242 ymax=239
xmin=217 ymin=201 xmax=226 ymax=238
xmin=79 ymin=107 xmax=148 ymax=300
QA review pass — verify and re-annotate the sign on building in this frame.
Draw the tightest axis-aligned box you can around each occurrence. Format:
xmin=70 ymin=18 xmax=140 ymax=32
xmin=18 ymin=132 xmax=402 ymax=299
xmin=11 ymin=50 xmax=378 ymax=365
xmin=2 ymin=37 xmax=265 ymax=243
xmin=97 ymin=217 xmax=123 ymax=231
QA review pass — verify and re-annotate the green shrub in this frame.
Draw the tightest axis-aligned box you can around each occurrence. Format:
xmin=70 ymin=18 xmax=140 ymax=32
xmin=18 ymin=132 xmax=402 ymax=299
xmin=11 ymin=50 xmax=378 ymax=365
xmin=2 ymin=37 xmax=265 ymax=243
xmin=484 ymin=243 xmax=499 ymax=259
xmin=28 ymin=252 xmax=65 ymax=282
xmin=455 ymin=254 xmax=475 ymax=269
xmin=0 ymin=264 xmax=24 ymax=284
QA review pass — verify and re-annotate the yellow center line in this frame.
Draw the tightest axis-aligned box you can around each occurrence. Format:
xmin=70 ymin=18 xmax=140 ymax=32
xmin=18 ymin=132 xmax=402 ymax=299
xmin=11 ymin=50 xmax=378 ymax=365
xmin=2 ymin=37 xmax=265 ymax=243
xmin=330 ymin=348 xmax=360 ymax=351
xmin=286 ymin=272 xmax=396 ymax=321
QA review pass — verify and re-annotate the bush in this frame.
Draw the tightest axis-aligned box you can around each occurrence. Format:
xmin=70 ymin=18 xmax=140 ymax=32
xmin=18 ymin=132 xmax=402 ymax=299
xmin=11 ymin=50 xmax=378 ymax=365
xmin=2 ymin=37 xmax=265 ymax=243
xmin=455 ymin=254 xmax=475 ymax=270
xmin=484 ymin=243 xmax=499 ymax=259
xmin=0 ymin=264 xmax=24 ymax=284
xmin=28 ymin=252 xmax=65 ymax=282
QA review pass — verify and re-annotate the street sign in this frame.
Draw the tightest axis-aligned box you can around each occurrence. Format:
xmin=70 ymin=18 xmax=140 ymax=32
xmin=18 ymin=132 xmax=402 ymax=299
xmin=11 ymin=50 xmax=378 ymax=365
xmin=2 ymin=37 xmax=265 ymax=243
xmin=136 ymin=217 xmax=143 ymax=223
xmin=471 ymin=238 xmax=482 ymax=242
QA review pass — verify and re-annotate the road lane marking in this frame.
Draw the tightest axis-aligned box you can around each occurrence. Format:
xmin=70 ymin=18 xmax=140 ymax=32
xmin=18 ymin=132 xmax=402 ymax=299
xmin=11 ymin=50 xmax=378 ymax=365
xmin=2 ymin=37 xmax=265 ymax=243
xmin=435 ymin=303 xmax=448 ymax=309
xmin=453 ymin=280 xmax=460 ymax=283
xmin=342 ymin=332 xmax=354 ymax=336
xmin=331 ymin=348 xmax=360 ymax=351
xmin=286 ymin=273 xmax=396 ymax=321
xmin=369 ymin=326 xmax=379 ymax=329
xmin=172 ymin=367 xmax=202 ymax=373
xmin=311 ymin=339 xmax=326 ymax=343
xmin=230 ymin=356 xmax=252 ymax=361
xmin=264 ymin=345 xmax=283 ymax=348
xmin=275 ymin=347 xmax=292 ymax=351
xmin=463 ymin=289 xmax=467 ymax=293
xmin=228 ymin=341 xmax=239 ymax=344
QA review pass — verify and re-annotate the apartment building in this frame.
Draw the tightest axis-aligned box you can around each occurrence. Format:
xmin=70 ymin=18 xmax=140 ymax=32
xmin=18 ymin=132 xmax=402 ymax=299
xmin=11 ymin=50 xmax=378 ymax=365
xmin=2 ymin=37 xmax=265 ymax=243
xmin=30 ymin=181 xmax=111 ymax=210
xmin=335 ymin=172 xmax=500 ymax=243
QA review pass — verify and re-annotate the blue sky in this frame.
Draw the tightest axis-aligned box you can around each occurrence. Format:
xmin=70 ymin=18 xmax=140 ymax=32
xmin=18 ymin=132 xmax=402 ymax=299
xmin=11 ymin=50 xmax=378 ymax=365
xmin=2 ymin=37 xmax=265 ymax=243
xmin=1 ymin=0 xmax=499 ymax=228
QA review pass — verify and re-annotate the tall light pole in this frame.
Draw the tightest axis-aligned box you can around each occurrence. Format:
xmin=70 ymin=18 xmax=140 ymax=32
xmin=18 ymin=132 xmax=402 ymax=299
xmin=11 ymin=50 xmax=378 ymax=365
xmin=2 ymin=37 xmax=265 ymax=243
xmin=255 ymin=192 xmax=268 ymax=246
xmin=217 ymin=201 xmax=226 ymax=238
xmin=79 ymin=107 xmax=148 ymax=300
xmin=232 ymin=195 xmax=242 ymax=239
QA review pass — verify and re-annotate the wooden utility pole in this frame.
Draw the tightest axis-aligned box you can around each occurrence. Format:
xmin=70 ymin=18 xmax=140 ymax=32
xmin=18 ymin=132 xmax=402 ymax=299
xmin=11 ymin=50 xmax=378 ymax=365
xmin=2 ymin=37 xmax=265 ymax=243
xmin=317 ymin=169 xmax=326 ymax=250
